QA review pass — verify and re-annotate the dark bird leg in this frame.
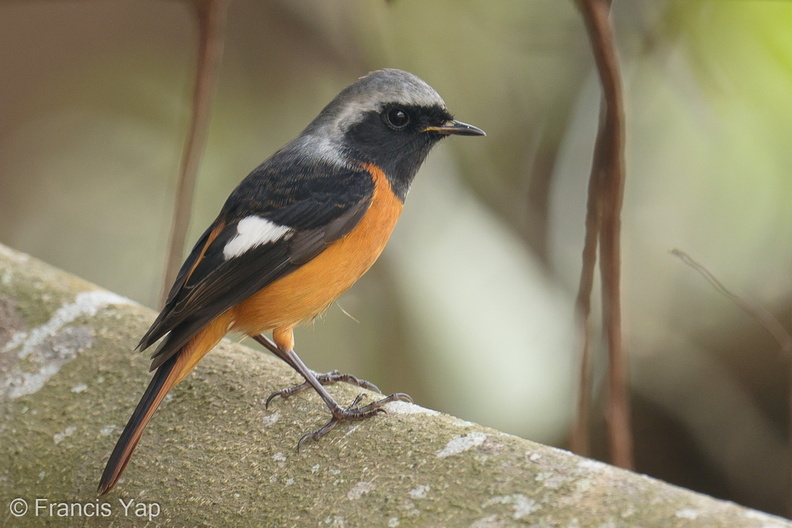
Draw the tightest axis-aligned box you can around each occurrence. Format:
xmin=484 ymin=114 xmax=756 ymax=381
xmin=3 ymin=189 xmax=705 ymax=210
xmin=252 ymin=334 xmax=381 ymax=401
xmin=252 ymin=334 xmax=411 ymax=449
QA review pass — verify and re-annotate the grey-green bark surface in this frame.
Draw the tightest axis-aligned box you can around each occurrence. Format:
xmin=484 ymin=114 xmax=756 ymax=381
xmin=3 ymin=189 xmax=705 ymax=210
xmin=0 ymin=242 xmax=788 ymax=528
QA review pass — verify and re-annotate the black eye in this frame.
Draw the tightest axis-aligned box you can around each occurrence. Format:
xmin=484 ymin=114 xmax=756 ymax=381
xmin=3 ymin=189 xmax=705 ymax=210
xmin=383 ymin=107 xmax=411 ymax=130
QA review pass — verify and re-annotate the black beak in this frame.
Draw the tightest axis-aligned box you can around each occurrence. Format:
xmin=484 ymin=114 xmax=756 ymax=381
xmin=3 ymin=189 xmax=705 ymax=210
xmin=423 ymin=119 xmax=486 ymax=137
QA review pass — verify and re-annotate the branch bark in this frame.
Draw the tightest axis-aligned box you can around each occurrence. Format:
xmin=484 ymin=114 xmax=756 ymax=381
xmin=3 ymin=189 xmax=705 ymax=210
xmin=0 ymin=243 xmax=787 ymax=527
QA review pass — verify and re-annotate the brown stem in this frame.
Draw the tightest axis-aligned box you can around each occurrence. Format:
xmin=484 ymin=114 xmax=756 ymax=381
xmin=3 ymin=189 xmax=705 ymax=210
xmin=573 ymin=0 xmax=632 ymax=468
xmin=570 ymin=162 xmax=600 ymax=457
xmin=161 ymin=0 xmax=229 ymax=306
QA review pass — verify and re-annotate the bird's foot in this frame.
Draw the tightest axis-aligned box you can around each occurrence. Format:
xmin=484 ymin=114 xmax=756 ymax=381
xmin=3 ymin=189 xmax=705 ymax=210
xmin=265 ymin=370 xmax=380 ymax=409
xmin=297 ymin=392 xmax=412 ymax=451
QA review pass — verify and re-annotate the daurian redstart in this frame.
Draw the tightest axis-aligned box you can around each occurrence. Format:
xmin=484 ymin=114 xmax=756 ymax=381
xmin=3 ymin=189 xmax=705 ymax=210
xmin=98 ymin=69 xmax=484 ymax=494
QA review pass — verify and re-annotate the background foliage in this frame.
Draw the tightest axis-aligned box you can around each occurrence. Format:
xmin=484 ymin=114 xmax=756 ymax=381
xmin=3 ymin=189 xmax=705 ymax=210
xmin=1 ymin=0 xmax=791 ymax=516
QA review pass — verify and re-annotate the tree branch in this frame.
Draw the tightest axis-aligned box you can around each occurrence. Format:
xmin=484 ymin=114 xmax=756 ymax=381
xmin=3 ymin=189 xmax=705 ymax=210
xmin=0 ymin=242 xmax=787 ymax=526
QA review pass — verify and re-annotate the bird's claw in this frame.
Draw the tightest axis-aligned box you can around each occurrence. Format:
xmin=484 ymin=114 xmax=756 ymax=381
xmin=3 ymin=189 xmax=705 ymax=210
xmin=296 ymin=392 xmax=412 ymax=451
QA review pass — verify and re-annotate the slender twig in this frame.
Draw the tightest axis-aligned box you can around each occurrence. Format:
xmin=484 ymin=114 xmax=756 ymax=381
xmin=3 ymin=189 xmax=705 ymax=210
xmin=671 ymin=248 xmax=792 ymax=516
xmin=161 ymin=0 xmax=229 ymax=305
xmin=570 ymin=165 xmax=600 ymax=457
xmin=572 ymin=0 xmax=633 ymax=468
xmin=671 ymin=249 xmax=792 ymax=358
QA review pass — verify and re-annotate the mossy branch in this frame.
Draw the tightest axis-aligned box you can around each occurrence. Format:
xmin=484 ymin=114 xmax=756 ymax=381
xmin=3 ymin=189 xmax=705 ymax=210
xmin=0 ymin=243 xmax=786 ymax=527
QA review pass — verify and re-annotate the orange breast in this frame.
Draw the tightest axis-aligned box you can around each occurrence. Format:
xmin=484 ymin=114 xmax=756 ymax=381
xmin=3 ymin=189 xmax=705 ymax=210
xmin=230 ymin=164 xmax=403 ymax=336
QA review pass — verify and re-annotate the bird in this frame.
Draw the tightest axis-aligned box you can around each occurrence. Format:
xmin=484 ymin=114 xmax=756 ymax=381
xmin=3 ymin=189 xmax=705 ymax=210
xmin=98 ymin=68 xmax=485 ymax=495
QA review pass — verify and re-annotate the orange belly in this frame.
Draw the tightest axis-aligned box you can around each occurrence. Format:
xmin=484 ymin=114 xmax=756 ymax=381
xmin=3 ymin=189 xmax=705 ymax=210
xmin=229 ymin=164 xmax=402 ymax=336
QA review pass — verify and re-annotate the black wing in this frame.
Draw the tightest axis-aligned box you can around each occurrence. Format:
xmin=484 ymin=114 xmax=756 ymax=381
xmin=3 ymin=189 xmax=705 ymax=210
xmin=140 ymin=156 xmax=374 ymax=370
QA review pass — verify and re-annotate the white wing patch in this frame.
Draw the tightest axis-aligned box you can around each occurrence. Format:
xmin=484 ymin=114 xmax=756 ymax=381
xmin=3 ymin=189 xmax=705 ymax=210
xmin=223 ymin=216 xmax=293 ymax=260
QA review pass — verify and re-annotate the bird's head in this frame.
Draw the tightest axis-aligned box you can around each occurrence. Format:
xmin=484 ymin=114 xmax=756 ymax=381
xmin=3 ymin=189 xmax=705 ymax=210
xmin=302 ymin=69 xmax=485 ymax=201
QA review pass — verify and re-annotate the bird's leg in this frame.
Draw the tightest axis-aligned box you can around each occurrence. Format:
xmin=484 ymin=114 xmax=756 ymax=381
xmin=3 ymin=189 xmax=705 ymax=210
xmin=252 ymin=334 xmax=381 ymax=405
xmin=252 ymin=334 xmax=412 ymax=449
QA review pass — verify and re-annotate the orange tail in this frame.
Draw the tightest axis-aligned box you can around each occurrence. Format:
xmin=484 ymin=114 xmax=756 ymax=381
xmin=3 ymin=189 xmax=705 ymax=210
xmin=98 ymin=315 xmax=230 ymax=495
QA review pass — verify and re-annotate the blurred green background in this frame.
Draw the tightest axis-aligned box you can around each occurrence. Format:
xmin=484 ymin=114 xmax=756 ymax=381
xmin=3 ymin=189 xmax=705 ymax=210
xmin=2 ymin=0 xmax=792 ymax=517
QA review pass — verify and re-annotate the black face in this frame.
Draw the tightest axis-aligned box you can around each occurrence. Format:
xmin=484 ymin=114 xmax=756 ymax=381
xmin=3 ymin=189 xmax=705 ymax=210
xmin=343 ymin=103 xmax=455 ymax=201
